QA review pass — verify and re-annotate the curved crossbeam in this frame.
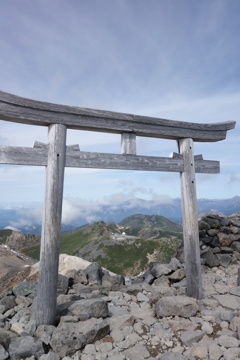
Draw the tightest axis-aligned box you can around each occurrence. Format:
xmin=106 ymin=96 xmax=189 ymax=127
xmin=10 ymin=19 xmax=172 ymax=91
xmin=0 ymin=91 xmax=236 ymax=142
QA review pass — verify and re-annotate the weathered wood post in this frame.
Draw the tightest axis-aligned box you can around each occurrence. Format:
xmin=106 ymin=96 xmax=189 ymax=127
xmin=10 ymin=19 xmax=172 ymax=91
xmin=121 ymin=132 xmax=136 ymax=155
xmin=35 ymin=123 xmax=67 ymax=325
xmin=178 ymin=138 xmax=202 ymax=299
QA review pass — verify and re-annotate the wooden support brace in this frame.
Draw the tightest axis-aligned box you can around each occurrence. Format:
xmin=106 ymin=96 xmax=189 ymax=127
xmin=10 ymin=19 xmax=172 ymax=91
xmin=121 ymin=132 xmax=136 ymax=155
xmin=35 ymin=124 xmax=67 ymax=325
xmin=178 ymin=138 xmax=202 ymax=299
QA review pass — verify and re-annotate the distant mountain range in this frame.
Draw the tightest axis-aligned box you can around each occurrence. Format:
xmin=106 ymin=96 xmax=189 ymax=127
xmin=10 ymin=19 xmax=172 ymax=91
xmin=1 ymin=214 xmax=183 ymax=276
xmin=0 ymin=196 xmax=239 ymax=235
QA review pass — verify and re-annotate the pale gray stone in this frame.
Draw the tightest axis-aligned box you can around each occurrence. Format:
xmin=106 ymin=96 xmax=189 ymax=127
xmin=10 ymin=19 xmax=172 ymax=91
xmin=190 ymin=344 xmax=208 ymax=359
xmin=109 ymin=305 xmax=129 ymax=317
xmin=168 ymin=257 xmax=183 ymax=271
xmin=168 ymin=268 xmax=185 ymax=281
xmin=97 ymin=342 xmax=113 ymax=353
xmin=179 ymin=330 xmax=204 ymax=347
xmin=35 ymin=324 xmax=55 ymax=345
xmin=9 ymin=335 xmax=45 ymax=360
xmin=117 ymin=332 xmax=141 ymax=349
xmin=106 ymin=314 xmax=135 ymax=330
xmin=159 ymin=352 xmax=187 ymax=359
xmin=15 ymin=295 xmax=33 ymax=308
xmin=208 ymin=342 xmax=223 ymax=360
xmin=123 ymin=343 xmax=150 ymax=359
xmin=136 ymin=292 xmax=149 ymax=302
xmin=217 ymin=334 xmax=240 ymax=348
xmin=229 ymin=316 xmax=240 ymax=331
xmin=230 ymin=286 xmax=240 ymax=297
xmin=201 ymin=321 xmax=213 ymax=334
xmin=107 ymin=354 xmax=126 ymax=360
xmin=223 ymin=347 xmax=240 ymax=360
xmin=213 ymin=294 xmax=240 ymax=310
xmin=83 ymin=344 xmax=96 ymax=355
xmin=39 ymin=352 xmax=60 ymax=360
xmin=111 ymin=328 xmax=125 ymax=342
xmin=155 ymin=296 xmax=199 ymax=318
xmin=122 ymin=325 xmax=133 ymax=337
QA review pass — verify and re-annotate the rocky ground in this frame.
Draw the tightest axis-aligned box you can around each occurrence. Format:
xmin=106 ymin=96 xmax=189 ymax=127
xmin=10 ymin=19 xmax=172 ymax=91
xmin=1 ymin=213 xmax=240 ymax=360
xmin=0 ymin=257 xmax=240 ymax=360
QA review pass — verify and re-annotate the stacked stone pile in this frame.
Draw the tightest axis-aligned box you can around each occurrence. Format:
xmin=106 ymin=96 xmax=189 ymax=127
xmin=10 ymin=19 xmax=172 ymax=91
xmin=198 ymin=213 xmax=240 ymax=268
xmin=0 ymin=214 xmax=240 ymax=359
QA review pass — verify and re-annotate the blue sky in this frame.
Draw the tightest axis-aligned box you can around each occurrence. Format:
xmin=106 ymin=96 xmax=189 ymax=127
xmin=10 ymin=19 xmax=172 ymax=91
xmin=0 ymin=0 xmax=239 ymax=225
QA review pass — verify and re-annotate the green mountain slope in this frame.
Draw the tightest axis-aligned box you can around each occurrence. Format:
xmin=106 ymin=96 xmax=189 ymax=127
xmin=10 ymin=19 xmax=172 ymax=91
xmin=20 ymin=215 xmax=183 ymax=276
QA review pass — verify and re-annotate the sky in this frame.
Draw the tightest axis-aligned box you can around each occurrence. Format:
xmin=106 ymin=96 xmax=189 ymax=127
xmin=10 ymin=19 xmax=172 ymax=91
xmin=0 ymin=0 xmax=240 ymax=226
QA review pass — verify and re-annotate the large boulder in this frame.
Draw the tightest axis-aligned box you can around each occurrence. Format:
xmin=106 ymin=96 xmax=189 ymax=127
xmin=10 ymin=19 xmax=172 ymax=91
xmin=67 ymin=298 xmax=109 ymax=320
xmin=155 ymin=295 xmax=199 ymax=318
xmin=50 ymin=318 xmax=109 ymax=357
xmin=8 ymin=335 xmax=45 ymax=360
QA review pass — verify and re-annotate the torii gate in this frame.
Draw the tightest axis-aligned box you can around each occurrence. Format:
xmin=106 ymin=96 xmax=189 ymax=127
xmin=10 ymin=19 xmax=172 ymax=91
xmin=0 ymin=91 xmax=235 ymax=325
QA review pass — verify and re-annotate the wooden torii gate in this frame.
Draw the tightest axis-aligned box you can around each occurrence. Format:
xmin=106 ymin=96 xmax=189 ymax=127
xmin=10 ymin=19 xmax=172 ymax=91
xmin=0 ymin=91 xmax=235 ymax=325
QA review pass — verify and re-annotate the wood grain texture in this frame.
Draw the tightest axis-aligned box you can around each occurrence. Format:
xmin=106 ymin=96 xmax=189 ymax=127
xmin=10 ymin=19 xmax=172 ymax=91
xmin=0 ymin=91 xmax=235 ymax=142
xmin=178 ymin=138 xmax=203 ymax=299
xmin=121 ymin=132 xmax=136 ymax=154
xmin=0 ymin=145 xmax=220 ymax=173
xmin=35 ymin=124 xmax=67 ymax=326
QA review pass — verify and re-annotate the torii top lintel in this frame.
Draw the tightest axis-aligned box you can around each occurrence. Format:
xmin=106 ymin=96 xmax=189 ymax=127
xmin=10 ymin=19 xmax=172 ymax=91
xmin=0 ymin=91 xmax=236 ymax=142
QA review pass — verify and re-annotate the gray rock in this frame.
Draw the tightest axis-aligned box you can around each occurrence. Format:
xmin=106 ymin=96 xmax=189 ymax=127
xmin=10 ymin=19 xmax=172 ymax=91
xmin=12 ymin=282 xmax=38 ymax=297
xmin=73 ymin=269 xmax=89 ymax=285
xmin=39 ymin=352 xmax=60 ymax=360
xmin=201 ymin=248 xmax=220 ymax=267
xmin=155 ymin=296 xmax=199 ymax=318
xmin=171 ymin=278 xmax=187 ymax=288
xmin=106 ymin=314 xmax=135 ymax=330
xmin=223 ymin=347 xmax=240 ymax=360
xmin=68 ymin=298 xmax=109 ymax=320
xmin=9 ymin=335 xmax=45 ymax=360
xmin=85 ymin=262 xmax=102 ymax=285
xmin=159 ymin=352 xmax=187 ymax=359
xmin=168 ymin=268 xmax=185 ymax=282
xmin=179 ymin=330 xmax=204 ymax=346
xmin=190 ymin=343 xmax=208 ymax=359
xmin=101 ymin=270 xmax=124 ymax=288
xmin=0 ymin=295 xmax=16 ymax=311
xmin=213 ymin=294 xmax=240 ymax=310
xmin=57 ymin=274 xmax=69 ymax=295
xmin=110 ymin=329 xmax=125 ymax=342
xmin=123 ymin=344 xmax=150 ymax=359
xmin=35 ymin=324 xmax=55 ymax=345
xmin=0 ymin=328 xmax=18 ymax=348
xmin=208 ymin=343 xmax=223 ymax=360
xmin=230 ymin=286 xmax=240 ymax=297
xmin=117 ymin=332 xmax=141 ymax=350
xmin=50 ymin=318 xmax=109 ymax=357
xmin=167 ymin=257 xmax=183 ymax=271
xmin=0 ymin=344 xmax=8 ymax=360
xmin=136 ymin=292 xmax=149 ymax=302
xmin=218 ymin=334 xmax=240 ymax=348
xmin=143 ymin=268 xmax=155 ymax=284
xmin=15 ymin=295 xmax=33 ymax=308
xmin=149 ymin=262 xmax=172 ymax=278
xmin=229 ymin=316 xmax=240 ymax=332
xmin=216 ymin=254 xmax=232 ymax=267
